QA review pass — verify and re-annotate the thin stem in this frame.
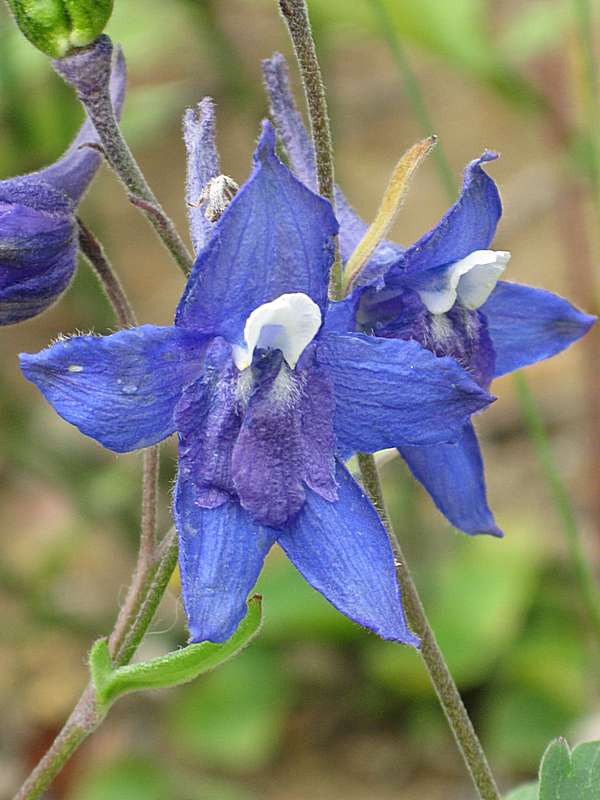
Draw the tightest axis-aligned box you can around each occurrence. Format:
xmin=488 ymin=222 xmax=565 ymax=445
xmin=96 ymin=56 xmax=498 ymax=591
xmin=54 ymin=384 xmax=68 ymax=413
xmin=54 ymin=37 xmax=193 ymax=275
xmin=12 ymin=529 xmax=179 ymax=800
xmin=278 ymin=0 xmax=342 ymax=300
xmin=77 ymin=218 xmax=137 ymax=327
xmin=13 ymin=687 xmax=97 ymax=800
xmin=13 ymin=218 xmax=171 ymax=798
xmin=357 ymin=454 xmax=500 ymax=800
xmin=514 ymin=374 xmax=600 ymax=639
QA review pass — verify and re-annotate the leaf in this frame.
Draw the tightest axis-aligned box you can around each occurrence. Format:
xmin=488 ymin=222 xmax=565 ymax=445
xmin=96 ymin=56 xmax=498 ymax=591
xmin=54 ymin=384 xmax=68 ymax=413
xmin=90 ymin=596 xmax=262 ymax=715
xmin=539 ymin=738 xmax=600 ymax=800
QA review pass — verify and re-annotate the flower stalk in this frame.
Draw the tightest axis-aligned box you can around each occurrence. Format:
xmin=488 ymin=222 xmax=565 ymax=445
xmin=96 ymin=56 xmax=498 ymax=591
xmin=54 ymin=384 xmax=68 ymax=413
xmin=54 ymin=36 xmax=193 ymax=275
xmin=279 ymin=2 xmax=500 ymax=796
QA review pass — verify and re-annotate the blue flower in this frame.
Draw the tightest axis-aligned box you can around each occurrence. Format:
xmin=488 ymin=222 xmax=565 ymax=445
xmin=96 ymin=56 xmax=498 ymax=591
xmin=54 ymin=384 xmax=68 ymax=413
xmin=263 ymin=52 xmax=596 ymax=538
xmin=0 ymin=45 xmax=125 ymax=325
xmin=20 ymin=118 xmax=493 ymax=645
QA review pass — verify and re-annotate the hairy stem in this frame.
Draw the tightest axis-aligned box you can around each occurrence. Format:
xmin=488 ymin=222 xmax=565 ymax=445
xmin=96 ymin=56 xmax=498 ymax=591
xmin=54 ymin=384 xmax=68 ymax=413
xmin=278 ymin=0 xmax=342 ymax=300
xmin=54 ymin=36 xmax=193 ymax=275
xmin=357 ymin=454 xmax=501 ymax=800
xmin=77 ymin=218 xmax=137 ymax=327
xmin=12 ymin=226 xmax=172 ymax=799
xmin=12 ymin=530 xmax=179 ymax=800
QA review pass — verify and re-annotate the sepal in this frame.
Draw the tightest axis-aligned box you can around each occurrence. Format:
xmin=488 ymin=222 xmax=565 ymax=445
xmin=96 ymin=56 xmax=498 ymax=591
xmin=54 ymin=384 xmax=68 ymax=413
xmin=90 ymin=595 xmax=262 ymax=717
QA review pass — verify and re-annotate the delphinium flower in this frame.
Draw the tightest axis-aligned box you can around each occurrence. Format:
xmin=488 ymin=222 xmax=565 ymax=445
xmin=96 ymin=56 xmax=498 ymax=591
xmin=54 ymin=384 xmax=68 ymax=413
xmin=263 ymin=53 xmax=596 ymax=538
xmin=20 ymin=114 xmax=494 ymax=644
xmin=0 ymin=45 xmax=125 ymax=325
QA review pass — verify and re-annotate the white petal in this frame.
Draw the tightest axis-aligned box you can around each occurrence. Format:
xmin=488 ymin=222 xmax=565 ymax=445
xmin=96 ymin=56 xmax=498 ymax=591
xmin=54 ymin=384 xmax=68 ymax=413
xmin=457 ymin=250 xmax=510 ymax=309
xmin=417 ymin=249 xmax=510 ymax=315
xmin=233 ymin=292 xmax=322 ymax=370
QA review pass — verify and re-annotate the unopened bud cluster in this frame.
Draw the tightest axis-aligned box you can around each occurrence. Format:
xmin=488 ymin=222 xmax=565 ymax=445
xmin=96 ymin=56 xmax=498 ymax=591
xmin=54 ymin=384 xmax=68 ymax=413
xmin=5 ymin=0 xmax=114 ymax=58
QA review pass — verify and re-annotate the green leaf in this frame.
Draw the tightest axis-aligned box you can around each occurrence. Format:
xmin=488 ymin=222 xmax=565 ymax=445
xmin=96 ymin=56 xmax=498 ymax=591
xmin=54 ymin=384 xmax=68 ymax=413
xmin=90 ymin=596 xmax=262 ymax=715
xmin=539 ymin=738 xmax=600 ymax=799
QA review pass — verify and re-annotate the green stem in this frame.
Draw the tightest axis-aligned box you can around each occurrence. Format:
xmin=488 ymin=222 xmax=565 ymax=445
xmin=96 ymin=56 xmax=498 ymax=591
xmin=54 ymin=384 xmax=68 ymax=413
xmin=278 ymin=0 xmax=342 ymax=300
xmin=358 ymin=454 xmax=501 ymax=800
xmin=514 ymin=374 xmax=600 ymax=639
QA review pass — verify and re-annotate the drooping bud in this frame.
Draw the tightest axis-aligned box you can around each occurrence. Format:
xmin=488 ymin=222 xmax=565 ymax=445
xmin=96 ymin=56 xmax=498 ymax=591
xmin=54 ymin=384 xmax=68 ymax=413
xmin=0 ymin=44 xmax=126 ymax=325
xmin=5 ymin=0 xmax=114 ymax=58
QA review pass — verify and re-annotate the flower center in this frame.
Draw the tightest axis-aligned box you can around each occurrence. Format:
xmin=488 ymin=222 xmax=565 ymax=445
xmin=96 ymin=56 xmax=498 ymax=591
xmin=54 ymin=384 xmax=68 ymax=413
xmin=232 ymin=292 xmax=322 ymax=371
xmin=418 ymin=249 xmax=510 ymax=315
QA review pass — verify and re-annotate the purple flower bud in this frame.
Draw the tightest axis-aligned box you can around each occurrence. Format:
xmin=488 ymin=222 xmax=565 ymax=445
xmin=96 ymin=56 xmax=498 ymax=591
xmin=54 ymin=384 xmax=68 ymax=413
xmin=0 ymin=44 xmax=126 ymax=325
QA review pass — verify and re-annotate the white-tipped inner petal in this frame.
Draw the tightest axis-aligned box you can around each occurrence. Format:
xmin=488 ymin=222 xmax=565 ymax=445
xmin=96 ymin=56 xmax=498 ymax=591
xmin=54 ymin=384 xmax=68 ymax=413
xmin=233 ymin=292 xmax=322 ymax=370
xmin=418 ymin=249 xmax=511 ymax=315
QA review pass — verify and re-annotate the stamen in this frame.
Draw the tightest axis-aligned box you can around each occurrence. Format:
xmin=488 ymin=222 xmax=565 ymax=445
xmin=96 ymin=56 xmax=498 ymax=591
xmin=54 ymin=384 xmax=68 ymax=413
xmin=343 ymin=136 xmax=438 ymax=293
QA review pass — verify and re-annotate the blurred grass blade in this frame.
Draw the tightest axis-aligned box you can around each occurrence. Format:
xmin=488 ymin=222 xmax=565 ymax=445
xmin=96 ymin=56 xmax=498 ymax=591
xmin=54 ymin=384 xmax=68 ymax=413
xmin=514 ymin=374 xmax=600 ymax=643
xmin=343 ymin=136 xmax=437 ymax=292
xmin=90 ymin=596 xmax=263 ymax=715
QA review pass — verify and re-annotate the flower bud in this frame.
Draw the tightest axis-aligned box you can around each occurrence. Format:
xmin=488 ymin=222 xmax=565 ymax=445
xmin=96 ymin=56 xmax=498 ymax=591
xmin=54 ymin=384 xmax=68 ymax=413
xmin=5 ymin=0 xmax=114 ymax=58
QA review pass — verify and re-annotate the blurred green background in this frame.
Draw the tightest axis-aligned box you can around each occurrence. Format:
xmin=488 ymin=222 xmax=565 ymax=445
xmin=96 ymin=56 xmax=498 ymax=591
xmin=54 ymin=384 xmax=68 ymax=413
xmin=1 ymin=1 xmax=599 ymax=798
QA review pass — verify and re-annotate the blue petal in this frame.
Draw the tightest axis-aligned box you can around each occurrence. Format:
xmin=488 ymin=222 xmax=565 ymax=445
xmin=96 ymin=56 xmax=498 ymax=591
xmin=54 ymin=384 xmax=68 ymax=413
xmin=316 ymin=331 xmax=493 ymax=452
xmin=262 ymin=53 xmax=402 ymax=277
xmin=183 ymin=97 xmax=220 ymax=254
xmin=35 ymin=46 xmax=126 ymax=204
xmin=20 ymin=325 xmax=207 ymax=452
xmin=399 ymin=422 xmax=502 ymax=537
xmin=175 ymin=121 xmax=338 ymax=343
xmin=480 ymin=281 xmax=596 ymax=378
xmin=278 ymin=461 xmax=418 ymax=645
xmin=175 ymin=486 xmax=277 ymax=643
xmin=175 ymin=339 xmax=242 ymax=509
xmin=382 ymin=152 xmax=502 ymax=288
xmin=232 ymin=349 xmax=336 ymax=528
xmin=0 ymin=201 xmax=76 ymax=325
